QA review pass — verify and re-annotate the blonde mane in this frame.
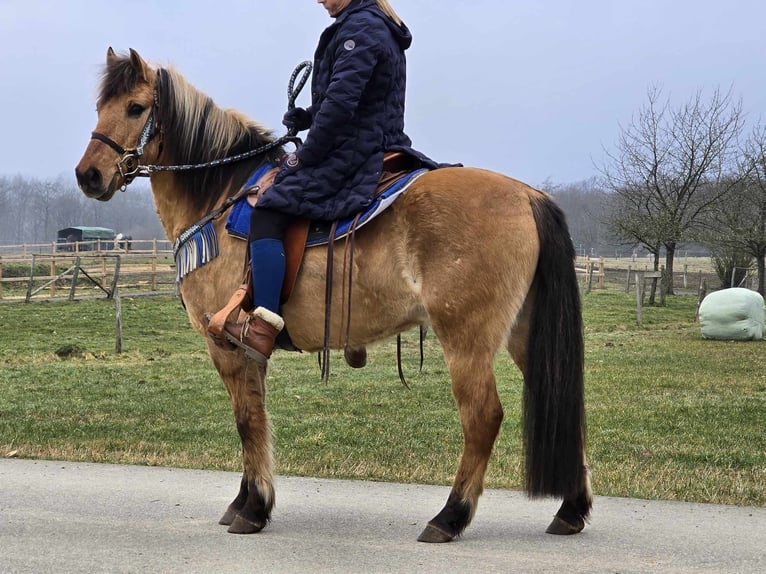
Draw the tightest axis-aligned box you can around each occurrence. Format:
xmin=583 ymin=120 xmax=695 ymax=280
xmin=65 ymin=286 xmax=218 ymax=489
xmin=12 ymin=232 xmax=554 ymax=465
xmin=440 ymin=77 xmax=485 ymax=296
xmin=161 ymin=68 xmax=274 ymax=166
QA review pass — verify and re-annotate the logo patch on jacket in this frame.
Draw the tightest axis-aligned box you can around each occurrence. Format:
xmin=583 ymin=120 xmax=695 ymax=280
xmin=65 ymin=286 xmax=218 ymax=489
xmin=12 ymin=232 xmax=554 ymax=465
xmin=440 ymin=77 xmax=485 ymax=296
xmin=344 ymin=40 xmax=356 ymax=51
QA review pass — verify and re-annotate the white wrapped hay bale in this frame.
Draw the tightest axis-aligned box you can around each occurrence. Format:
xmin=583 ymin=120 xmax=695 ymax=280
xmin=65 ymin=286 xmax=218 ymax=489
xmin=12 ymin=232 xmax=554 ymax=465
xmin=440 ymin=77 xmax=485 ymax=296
xmin=699 ymin=288 xmax=765 ymax=341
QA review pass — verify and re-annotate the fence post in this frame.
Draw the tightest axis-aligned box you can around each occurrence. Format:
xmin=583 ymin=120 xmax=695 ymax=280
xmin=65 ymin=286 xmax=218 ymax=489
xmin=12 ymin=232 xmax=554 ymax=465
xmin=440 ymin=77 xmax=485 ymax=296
xmin=69 ymin=256 xmax=81 ymax=301
xmin=114 ymin=288 xmax=123 ymax=354
xmin=25 ymin=254 xmax=36 ymax=303
xmin=152 ymin=244 xmax=158 ymax=291
xmin=659 ymin=265 xmax=667 ymax=307
xmin=636 ymin=272 xmax=643 ymax=325
xmin=109 ymin=255 xmax=121 ymax=299
xmin=598 ymin=258 xmax=605 ymax=289
xmin=625 ymin=266 xmax=632 ymax=293
xmin=49 ymin=255 xmax=56 ymax=297
xmin=695 ymin=279 xmax=707 ymax=322
xmin=0 ymin=256 xmax=3 ymax=300
xmin=683 ymin=264 xmax=688 ymax=289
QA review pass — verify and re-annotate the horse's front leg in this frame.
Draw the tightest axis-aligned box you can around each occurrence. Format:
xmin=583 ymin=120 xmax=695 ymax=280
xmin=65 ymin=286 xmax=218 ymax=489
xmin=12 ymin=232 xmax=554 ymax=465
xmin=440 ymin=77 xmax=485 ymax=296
xmin=210 ymin=348 xmax=275 ymax=534
xmin=418 ymin=350 xmax=503 ymax=543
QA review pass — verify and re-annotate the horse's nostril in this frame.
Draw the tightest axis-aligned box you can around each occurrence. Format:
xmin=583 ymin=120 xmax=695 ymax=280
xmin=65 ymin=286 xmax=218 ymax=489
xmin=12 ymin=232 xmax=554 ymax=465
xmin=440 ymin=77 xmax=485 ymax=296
xmin=75 ymin=166 xmax=102 ymax=191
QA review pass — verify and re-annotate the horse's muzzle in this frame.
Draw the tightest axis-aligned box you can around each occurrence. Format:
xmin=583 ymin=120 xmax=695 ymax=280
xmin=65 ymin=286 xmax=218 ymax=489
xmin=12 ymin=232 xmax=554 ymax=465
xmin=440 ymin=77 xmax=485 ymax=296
xmin=75 ymin=166 xmax=116 ymax=201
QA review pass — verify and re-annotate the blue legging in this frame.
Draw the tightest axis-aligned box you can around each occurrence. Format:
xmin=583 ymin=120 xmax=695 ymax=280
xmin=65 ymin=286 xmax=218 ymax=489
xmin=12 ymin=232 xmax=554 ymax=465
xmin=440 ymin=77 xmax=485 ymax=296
xmin=248 ymin=207 xmax=293 ymax=314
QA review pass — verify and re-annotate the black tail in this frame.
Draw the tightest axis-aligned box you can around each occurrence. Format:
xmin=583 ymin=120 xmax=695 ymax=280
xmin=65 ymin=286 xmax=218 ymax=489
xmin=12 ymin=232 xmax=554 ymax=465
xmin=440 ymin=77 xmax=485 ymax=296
xmin=524 ymin=195 xmax=586 ymax=499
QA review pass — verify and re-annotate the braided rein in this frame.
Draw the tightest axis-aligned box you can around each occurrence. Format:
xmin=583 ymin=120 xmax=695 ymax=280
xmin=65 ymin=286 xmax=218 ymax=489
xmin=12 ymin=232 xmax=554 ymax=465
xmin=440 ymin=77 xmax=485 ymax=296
xmin=137 ymin=60 xmax=313 ymax=177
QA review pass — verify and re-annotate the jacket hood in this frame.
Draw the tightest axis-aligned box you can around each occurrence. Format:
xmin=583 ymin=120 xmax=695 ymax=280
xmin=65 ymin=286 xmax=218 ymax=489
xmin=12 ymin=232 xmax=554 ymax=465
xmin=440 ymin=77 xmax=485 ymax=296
xmin=382 ymin=14 xmax=412 ymax=50
xmin=338 ymin=0 xmax=412 ymax=50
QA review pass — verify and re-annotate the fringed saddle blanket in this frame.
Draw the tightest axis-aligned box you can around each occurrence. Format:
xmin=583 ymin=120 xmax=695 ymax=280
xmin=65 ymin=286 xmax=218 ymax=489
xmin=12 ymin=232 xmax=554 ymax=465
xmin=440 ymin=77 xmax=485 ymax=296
xmin=174 ymin=164 xmax=428 ymax=283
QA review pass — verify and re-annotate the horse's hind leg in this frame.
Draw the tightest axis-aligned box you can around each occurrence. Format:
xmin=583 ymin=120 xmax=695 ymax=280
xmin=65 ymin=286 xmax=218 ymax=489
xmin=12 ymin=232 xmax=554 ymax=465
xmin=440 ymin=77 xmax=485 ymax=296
xmin=547 ymin=473 xmax=592 ymax=534
xmin=209 ymin=347 xmax=274 ymax=534
xmin=508 ymin=302 xmax=592 ymax=535
xmin=418 ymin=348 xmax=503 ymax=543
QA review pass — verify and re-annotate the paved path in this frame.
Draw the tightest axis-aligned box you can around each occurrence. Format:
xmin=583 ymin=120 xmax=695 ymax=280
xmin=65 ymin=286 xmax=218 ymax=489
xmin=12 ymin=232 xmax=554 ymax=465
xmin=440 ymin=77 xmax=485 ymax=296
xmin=1 ymin=459 xmax=764 ymax=573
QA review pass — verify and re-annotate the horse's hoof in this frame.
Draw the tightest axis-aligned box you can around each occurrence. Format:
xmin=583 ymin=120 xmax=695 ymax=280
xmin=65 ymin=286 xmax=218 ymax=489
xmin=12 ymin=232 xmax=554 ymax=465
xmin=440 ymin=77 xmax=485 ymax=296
xmin=218 ymin=505 xmax=239 ymax=526
xmin=227 ymin=514 xmax=266 ymax=534
xmin=545 ymin=515 xmax=585 ymax=535
xmin=417 ymin=523 xmax=455 ymax=543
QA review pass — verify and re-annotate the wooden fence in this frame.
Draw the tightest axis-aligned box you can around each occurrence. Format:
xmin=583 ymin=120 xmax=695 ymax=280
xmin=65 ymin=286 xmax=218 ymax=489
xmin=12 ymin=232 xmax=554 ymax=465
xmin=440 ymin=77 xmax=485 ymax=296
xmin=0 ymin=238 xmax=172 ymax=257
xmin=0 ymin=239 xmax=175 ymax=301
xmin=0 ymin=248 xmax=744 ymax=303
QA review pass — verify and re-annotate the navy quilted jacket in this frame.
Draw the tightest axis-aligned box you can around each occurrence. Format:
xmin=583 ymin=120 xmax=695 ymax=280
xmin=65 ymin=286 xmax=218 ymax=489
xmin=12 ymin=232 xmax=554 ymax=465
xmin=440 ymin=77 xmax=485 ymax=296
xmin=258 ymin=0 xmax=436 ymax=221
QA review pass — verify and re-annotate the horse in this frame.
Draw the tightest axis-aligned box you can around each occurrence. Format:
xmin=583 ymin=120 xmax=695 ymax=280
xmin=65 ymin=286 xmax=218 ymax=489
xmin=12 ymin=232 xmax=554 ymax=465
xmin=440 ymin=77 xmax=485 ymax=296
xmin=75 ymin=48 xmax=592 ymax=542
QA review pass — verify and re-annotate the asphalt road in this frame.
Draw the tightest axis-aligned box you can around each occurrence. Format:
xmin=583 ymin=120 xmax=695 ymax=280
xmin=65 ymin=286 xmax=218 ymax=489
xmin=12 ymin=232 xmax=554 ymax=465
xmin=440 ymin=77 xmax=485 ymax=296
xmin=1 ymin=459 xmax=764 ymax=573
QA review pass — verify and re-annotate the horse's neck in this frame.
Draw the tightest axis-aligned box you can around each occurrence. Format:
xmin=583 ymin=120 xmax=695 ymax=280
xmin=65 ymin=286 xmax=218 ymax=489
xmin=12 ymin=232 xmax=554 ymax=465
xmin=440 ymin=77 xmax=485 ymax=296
xmin=149 ymin=174 xmax=224 ymax=242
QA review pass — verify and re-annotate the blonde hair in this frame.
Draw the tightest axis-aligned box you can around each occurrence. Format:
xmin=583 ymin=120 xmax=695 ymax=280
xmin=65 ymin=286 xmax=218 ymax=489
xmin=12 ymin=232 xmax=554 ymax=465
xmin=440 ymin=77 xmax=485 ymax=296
xmin=376 ymin=0 xmax=402 ymax=26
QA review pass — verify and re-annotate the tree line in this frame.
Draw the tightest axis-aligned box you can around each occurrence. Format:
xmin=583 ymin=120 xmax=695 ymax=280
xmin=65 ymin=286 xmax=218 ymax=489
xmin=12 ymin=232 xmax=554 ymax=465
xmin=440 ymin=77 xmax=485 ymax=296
xmin=597 ymin=86 xmax=765 ymax=296
xmin=1 ymin=85 xmax=764 ymax=295
xmin=0 ymin=176 xmax=165 ymax=246
xmin=2 ymin=173 xmax=623 ymax=257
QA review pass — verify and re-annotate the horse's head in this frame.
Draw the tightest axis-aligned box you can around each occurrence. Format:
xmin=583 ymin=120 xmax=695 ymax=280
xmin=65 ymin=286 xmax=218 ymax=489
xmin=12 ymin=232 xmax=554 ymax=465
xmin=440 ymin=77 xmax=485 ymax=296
xmin=76 ymin=48 xmax=163 ymax=201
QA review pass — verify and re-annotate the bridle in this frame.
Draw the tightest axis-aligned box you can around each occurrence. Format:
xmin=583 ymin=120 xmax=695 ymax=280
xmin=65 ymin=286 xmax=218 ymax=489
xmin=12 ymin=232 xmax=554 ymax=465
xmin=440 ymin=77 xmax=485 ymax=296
xmin=90 ymin=112 xmax=159 ymax=190
xmin=88 ymin=63 xmax=312 ymax=192
xmin=89 ymin=68 xmax=166 ymax=191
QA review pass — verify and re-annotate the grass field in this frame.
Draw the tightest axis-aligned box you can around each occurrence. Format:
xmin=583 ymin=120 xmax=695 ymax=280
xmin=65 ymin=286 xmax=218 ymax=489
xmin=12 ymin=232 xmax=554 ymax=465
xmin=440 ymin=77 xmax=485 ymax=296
xmin=1 ymin=291 xmax=764 ymax=506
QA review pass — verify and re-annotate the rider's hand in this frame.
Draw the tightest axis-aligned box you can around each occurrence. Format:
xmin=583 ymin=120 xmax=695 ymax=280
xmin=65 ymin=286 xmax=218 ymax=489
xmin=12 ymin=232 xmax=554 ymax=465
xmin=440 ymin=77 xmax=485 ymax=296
xmin=282 ymin=107 xmax=312 ymax=132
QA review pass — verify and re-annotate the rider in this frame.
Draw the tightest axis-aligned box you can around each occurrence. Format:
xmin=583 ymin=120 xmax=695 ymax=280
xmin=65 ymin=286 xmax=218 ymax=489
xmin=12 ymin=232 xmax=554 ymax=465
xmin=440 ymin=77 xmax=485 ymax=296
xmin=211 ymin=0 xmax=437 ymax=363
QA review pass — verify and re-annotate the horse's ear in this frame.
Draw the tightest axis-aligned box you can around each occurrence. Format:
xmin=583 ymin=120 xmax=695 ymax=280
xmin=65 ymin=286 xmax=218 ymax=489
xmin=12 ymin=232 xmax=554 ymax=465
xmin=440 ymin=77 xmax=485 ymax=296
xmin=128 ymin=48 xmax=149 ymax=82
xmin=106 ymin=47 xmax=117 ymax=64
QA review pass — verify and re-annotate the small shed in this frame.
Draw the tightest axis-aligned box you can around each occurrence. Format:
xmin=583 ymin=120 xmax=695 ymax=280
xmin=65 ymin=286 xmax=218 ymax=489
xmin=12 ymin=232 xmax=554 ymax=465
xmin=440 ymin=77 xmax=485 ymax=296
xmin=56 ymin=226 xmax=117 ymax=251
xmin=699 ymin=288 xmax=765 ymax=341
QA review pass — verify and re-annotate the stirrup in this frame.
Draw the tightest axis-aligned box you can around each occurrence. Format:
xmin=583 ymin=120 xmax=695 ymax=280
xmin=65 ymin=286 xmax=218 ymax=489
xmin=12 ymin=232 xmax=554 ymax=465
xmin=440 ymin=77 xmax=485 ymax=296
xmin=207 ymin=283 xmax=251 ymax=337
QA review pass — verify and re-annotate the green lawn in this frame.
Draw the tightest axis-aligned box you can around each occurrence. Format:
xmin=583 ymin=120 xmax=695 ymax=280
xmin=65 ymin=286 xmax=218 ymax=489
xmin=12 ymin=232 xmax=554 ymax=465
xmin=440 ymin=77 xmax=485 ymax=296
xmin=0 ymin=291 xmax=763 ymax=505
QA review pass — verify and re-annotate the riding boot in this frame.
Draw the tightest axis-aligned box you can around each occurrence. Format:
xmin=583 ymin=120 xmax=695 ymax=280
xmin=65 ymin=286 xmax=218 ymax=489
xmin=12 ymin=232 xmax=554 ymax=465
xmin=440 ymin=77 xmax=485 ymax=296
xmin=206 ymin=237 xmax=285 ymax=353
xmin=222 ymin=307 xmax=284 ymax=363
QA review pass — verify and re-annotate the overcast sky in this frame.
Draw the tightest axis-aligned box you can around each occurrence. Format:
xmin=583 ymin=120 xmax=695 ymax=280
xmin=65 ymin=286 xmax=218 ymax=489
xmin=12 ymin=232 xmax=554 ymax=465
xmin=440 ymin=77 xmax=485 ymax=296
xmin=1 ymin=0 xmax=764 ymax=188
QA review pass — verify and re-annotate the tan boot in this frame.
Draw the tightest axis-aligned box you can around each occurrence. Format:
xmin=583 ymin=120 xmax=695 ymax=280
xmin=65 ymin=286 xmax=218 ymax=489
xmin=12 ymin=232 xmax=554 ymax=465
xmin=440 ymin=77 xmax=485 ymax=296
xmin=222 ymin=307 xmax=284 ymax=363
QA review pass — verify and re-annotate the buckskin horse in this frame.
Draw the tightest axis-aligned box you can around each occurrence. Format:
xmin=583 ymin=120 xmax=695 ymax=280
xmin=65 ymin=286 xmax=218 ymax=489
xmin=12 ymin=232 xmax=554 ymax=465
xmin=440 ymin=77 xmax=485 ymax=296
xmin=75 ymin=48 xmax=591 ymax=542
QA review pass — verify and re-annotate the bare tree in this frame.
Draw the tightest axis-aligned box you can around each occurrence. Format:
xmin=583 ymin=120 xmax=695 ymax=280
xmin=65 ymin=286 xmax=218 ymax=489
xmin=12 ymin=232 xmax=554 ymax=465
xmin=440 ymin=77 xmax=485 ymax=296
xmin=745 ymin=125 xmax=766 ymax=294
xmin=702 ymin=125 xmax=766 ymax=295
xmin=601 ymin=86 xmax=745 ymax=294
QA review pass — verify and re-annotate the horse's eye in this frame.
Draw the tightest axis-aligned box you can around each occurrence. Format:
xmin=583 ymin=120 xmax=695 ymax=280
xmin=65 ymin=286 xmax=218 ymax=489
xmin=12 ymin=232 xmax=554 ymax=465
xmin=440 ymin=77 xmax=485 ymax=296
xmin=127 ymin=103 xmax=146 ymax=117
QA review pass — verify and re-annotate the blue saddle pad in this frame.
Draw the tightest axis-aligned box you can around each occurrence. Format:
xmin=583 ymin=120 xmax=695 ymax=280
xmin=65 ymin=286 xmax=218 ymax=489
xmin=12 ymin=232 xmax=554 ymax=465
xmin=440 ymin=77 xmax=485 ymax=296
xmin=226 ymin=168 xmax=429 ymax=246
